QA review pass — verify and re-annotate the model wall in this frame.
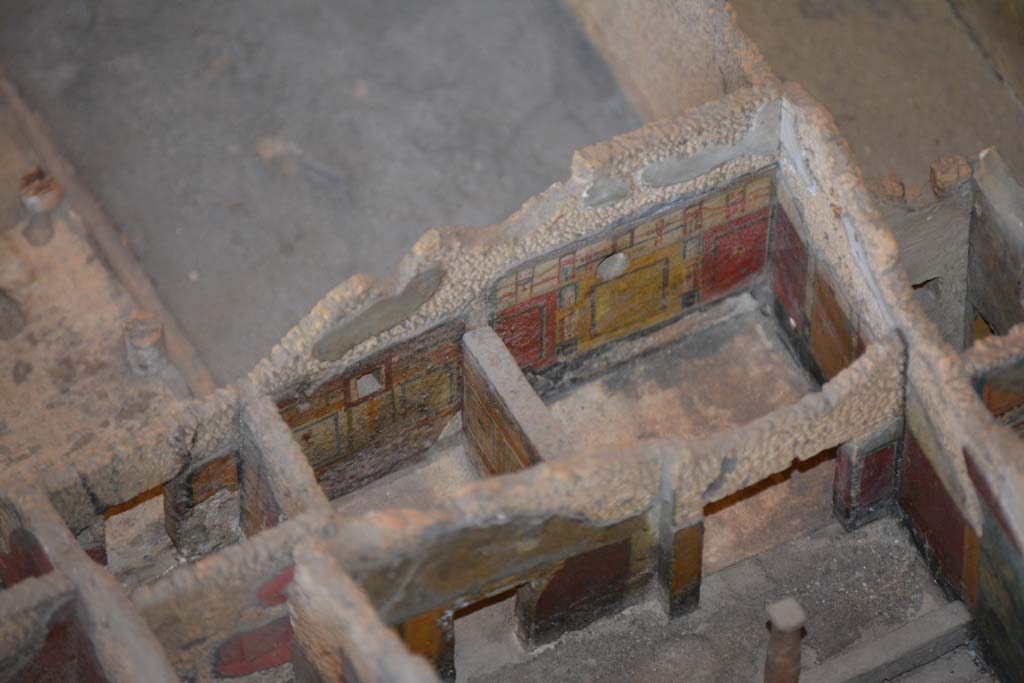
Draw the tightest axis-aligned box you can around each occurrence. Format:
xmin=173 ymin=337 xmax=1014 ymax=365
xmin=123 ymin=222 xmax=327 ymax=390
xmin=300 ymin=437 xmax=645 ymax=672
xmin=462 ymin=354 xmax=537 ymax=475
xmin=490 ymin=172 xmax=773 ymax=374
xmin=278 ymin=320 xmax=463 ymax=500
xmin=770 ymin=190 xmax=866 ymax=381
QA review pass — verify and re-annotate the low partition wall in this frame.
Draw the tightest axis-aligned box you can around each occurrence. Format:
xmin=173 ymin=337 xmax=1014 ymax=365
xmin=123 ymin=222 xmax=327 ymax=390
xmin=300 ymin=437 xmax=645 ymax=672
xmin=130 ymin=333 xmax=901 ymax=681
xmin=780 ymin=82 xmax=1024 ymax=680
xmin=0 ymin=571 xmax=77 ymax=678
xmin=277 ymin=320 xmax=465 ymax=500
xmin=0 ymin=481 xmax=178 ymax=682
xmin=290 ymin=539 xmax=441 ymax=683
xmin=32 ymin=384 xmax=242 ymax=537
xmin=968 ymin=150 xmax=1024 ymax=335
xmin=461 ymin=326 xmax=573 ymax=475
xmin=965 ymin=324 xmax=1024 ymax=437
xmin=131 ymin=511 xmax=330 ymax=681
xmin=238 ymin=392 xmax=329 ymax=536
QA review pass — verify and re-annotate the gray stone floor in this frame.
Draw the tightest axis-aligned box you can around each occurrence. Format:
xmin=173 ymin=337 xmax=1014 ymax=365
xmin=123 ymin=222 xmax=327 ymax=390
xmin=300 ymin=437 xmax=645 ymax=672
xmin=0 ymin=0 xmax=639 ymax=383
xmin=730 ymin=0 xmax=1024 ymax=201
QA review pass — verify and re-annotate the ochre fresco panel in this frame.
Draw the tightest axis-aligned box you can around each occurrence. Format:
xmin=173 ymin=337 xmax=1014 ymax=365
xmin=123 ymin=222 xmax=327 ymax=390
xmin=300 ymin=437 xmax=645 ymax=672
xmin=278 ymin=320 xmax=464 ymax=499
xmin=462 ymin=353 xmax=537 ymax=476
xmin=190 ymin=452 xmax=239 ymax=505
xmin=809 ymin=265 xmax=862 ymax=381
xmin=490 ymin=172 xmax=773 ymax=372
xmin=398 ymin=607 xmax=455 ymax=681
xmin=590 ymin=260 xmax=668 ymax=337
xmin=979 ymin=367 xmax=1024 ymax=437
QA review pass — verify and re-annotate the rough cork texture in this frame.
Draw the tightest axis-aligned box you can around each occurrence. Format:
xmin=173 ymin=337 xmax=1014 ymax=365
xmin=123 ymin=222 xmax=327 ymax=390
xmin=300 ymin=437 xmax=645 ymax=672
xmin=1 ymin=21 xmax=1024 ymax=680
xmin=778 ymin=82 xmax=1022 ymax=542
xmin=246 ymin=84 xmax=781 ymax=405
xmin=564 ymin=0 xmax=775 ymax=122
xmin=0 ymin=480 xmax=178 ymax=681
xmin=289 ymin=539 xmax=440 ymax=683
xmin=0 ymin=571 xmax=75 ymax=673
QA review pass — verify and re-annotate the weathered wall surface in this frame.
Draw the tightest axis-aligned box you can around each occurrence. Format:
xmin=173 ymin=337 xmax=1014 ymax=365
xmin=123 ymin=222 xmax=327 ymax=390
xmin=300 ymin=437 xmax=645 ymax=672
xmin=289 ymin=540 xmax=441 ymax=683
xmin=0 ymin=483 xmax=178 ymax=682
xmin=968 ymin=150 xmax=1024 ymax=335
xmin=245 ymin=85 xmax=781 ymax=406
xmin=772 ymin=186 xmax=866 ymax=381
xmin=278 ymin=320 xmax=464 ymax=499
xmin=0 ymin=571 xmax=76 ymax=678
xmin=461 ymin=327 xmax=572 ymax=475
xmin=966 ymin=325 xmax=1024 ymax=436
xmin=132 ymin=512 xmax=328 ymax=681
xmin=779 ymin=82 xmax=1024 ymax=680
xmin=490 ymin=172 xmax=773 ymax=372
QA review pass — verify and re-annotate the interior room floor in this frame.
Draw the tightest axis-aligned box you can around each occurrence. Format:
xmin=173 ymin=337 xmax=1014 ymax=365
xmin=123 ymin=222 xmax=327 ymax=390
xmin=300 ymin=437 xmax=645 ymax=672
xmin=331 ymin=425 xmax=479 ymax=517
xmin=546 ymin=302 xmax=818 ymax=454
xmin=455 ymin=515 xmax=987 ymax=682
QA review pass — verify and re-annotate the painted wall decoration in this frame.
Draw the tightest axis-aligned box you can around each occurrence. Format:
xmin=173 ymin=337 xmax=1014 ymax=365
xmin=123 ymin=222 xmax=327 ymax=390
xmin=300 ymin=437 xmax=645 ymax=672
xmin=770 ymin=207 xmax=808 ymax=331
xmin=8 ymin=602 xmax=106 ymax=682
xmin=278 ymin=321 xmax=464 ymax=499
xmin=964 ymin=446 xmax=1024 ymax=679
xmin=898 ymin=431 xmax=972 ymax=595
xmin=770 ymin=203 xmax=865 ymax=382
xmin=462 ymin=355 xmax=537 ymax=476
xmin=490 ymin=172 xmax=773 ymax=371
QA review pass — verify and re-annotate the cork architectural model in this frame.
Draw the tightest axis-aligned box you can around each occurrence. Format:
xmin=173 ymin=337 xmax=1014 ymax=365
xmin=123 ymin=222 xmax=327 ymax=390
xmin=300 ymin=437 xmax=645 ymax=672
xmin=0 ymin=2 xmax=1022 ymax=681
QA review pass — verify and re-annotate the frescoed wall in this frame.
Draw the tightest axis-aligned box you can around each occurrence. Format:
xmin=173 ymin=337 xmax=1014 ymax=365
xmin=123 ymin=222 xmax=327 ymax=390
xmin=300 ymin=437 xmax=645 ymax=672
xmin=277 ymin=321 xmax=464 ymax=499
xmin=490 ymin=172 xmax=773 ymax=372
xmin=462 ymin=354 xmax=537 ymax=476
xmin=770 ymin=199 xmax=865 ymax=382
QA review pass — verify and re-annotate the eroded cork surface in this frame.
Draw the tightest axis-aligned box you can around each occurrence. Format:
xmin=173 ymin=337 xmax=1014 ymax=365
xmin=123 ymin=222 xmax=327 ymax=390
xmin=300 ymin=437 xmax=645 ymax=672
xmin=0 ymin=29 xmax=1021 ymax=681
